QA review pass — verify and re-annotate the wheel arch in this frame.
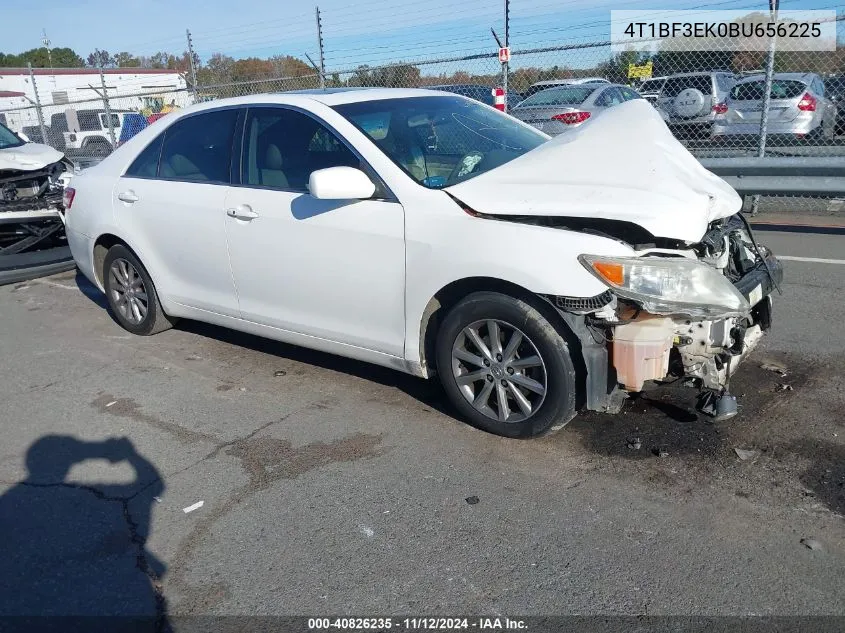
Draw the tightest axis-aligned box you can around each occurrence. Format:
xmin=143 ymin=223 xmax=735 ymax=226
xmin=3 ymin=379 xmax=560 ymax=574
xmin=92 ymin=233 xmax=144 ymax=289
xmin=417 ymin=276 xmax=587 ymax=405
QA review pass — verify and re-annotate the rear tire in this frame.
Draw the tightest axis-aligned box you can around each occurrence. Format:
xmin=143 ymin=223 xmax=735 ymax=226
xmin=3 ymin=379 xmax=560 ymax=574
xmin=435 ymin=291 xmax=577 ymax=438
xmin=103 ymin=244 xmax=175 ymax=335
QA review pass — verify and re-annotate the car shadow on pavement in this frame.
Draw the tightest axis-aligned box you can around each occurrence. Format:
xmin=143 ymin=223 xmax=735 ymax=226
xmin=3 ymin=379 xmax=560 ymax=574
xmin=0 ymin=435 xmax=169 ymax=632
xmin=71 ymin=270 xmax=457 ymax=419
xmin=74 ymin=268 xmax=109 ymax=310
xmin=180 ymin=320 xmax=455 ymax=418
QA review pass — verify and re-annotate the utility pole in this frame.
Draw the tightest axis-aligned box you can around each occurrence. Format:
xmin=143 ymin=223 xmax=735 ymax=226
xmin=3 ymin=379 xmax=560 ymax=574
xmin=315 ymin=6 xmax=326 ymax=89
xmin=503 ymin=0 xmax=509 ymax=111
xmin=28 ymin=63 xmax=48 ymax=147
xmin=41 ymin=29 xmax=53 ymax=80
xmin=186 ymin=29 xmax=198 ymax=99
xmin=752 ymin=0 xmax=779 ymax=215
xmin=99 ymin=65 xmax=117 ymax=148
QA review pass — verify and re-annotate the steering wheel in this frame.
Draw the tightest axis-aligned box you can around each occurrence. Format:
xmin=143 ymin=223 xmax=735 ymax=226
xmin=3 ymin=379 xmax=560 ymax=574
xmin=446 ymin=151 xmax=485 ymax=185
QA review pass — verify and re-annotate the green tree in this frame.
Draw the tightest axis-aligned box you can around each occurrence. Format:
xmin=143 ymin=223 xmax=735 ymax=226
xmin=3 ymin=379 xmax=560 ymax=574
xmin=114 ymin=52 xmax=141 ymax=67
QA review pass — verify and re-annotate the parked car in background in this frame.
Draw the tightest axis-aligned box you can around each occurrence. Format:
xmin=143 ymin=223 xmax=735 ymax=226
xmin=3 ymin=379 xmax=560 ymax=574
xmin=712 ymin=73 xmax=837 ymax=143
xmin=428 ymin=84 xmax=523 ymax=110
xmin=64 ymin=89 xmax=781 ymax=437
xmin=510 ymin=83 xmax=642 ymax=135
xmin=825 ymin=75 xmax=845 ymax=135
xmin=0 ymin=121 xmax=75 ymax=283
xmin=522 ymin=77 xmax=610 ymax=100
xmin=63 ymin=110 xmax=134 ymax=156
xmin=656 ymin=71 xmax=736 ymax=138
xmin=635 ymin=76 xmax=667 ymax=105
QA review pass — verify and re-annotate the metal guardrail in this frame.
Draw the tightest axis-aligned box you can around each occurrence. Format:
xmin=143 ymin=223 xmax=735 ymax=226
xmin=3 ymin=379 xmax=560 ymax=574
xmin=700 ymin=157 xmax=845 ymax=198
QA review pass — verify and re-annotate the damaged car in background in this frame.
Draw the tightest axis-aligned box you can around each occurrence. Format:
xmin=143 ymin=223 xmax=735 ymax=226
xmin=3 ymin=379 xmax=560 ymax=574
xmin=0 ymin=121 xmax=76 ymax=284
xmin=65 ymin=90 xmax=781 ymax=439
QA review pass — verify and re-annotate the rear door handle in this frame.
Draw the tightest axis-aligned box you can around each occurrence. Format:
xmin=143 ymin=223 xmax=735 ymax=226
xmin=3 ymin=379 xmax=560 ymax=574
xmin=226 ymin=204 xmax=259 ymax=221
xmin=118 ymin=190 xmax=139 ymax=203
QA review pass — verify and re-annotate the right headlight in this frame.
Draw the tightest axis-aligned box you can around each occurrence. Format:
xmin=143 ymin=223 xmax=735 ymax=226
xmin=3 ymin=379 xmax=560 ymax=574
xmin=578 ymin=254 xmax=750 ymax=318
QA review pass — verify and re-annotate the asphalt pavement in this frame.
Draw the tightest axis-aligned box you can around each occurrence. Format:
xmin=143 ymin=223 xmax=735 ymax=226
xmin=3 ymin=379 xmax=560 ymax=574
xmin=0 ymin=229 xmax=843 ymax=626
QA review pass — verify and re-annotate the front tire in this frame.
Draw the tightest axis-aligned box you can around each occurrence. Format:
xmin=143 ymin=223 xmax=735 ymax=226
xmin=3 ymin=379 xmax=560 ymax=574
xmin=103 ymin=244 xmax=175 ymax=335
xmin=435 ymin=292 xmax=577 ymax=438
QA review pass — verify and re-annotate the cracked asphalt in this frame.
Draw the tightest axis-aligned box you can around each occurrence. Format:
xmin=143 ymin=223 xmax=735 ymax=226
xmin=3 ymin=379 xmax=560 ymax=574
xmin=0 ymin=229 xmax=843 ymax=624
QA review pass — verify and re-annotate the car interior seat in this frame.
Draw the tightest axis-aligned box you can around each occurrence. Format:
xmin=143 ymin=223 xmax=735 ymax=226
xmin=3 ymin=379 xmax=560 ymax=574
xmin=260 ymin=143 xmax=290 ymax=189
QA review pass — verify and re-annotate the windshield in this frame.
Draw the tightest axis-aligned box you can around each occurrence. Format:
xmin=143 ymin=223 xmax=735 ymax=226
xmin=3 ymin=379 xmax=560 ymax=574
xmin=333 ymin=96 xmax=546 ymax=189
xmin=518 ymin=86 xmax=595 ymax=107
xmin=0 ymin=122 xmax=24 ymax=149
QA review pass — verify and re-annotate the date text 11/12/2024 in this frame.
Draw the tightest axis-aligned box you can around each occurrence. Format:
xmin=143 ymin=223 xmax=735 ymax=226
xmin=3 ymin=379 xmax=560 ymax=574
xmin=308 ymin=617 xmax=528 ymax=630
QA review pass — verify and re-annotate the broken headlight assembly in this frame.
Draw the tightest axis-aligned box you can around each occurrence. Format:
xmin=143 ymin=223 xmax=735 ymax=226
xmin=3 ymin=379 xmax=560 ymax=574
xmin=578 ymin=254 xmax=750 ymax=318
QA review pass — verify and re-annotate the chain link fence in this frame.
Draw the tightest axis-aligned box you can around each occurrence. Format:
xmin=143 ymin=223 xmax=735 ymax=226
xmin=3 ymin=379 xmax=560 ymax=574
xmin=1 ymin=7 xmax=843 ymax=215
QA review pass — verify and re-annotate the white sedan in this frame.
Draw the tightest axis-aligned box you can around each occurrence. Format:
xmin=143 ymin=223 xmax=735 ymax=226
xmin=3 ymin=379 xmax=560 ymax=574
xmin=65 ymin=89 xmax=781 ymax=438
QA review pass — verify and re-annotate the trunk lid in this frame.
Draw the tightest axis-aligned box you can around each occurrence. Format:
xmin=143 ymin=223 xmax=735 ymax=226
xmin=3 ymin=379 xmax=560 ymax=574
xmin=446 ymin=100 xmax=741 ymax=243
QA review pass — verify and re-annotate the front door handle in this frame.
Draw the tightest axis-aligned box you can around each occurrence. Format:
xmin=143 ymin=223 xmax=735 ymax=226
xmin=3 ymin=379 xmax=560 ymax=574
xmin=118 ymin=190 xmax=139 ymax=203
xmin=226 ymin=205 xmax=259 ymax=220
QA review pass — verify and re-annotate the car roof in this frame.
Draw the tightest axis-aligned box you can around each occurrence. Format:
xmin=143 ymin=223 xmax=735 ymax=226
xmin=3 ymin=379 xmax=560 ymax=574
xmin=531 ymin=78 xmax=608 ymax=87
xmin=734 ymin=72 xmax=815 ymax=84
xmin=177 ymin=88 xmax=451 ymax=114
xmin=665 ymin=72 xmax=731 ymax=78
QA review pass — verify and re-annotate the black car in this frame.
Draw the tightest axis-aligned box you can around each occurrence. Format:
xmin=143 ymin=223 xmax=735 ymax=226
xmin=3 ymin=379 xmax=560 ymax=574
xmin=825 ymin=76 xmax=845 ymax=135
xmin=428 ymin=84 xmax=523 ymax=110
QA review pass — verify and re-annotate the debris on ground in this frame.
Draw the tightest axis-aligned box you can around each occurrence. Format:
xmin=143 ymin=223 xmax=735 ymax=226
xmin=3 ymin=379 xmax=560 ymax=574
xmin=734 ymin=448 xmax=760 ymax=461
xmin=760 ymin=361 xmax=788 ymax=377
xmin=627 ymin=437 xmax=642 ymax=450
xmin=800 ymin=537 xmax=823 ymax=551
xmin=652 ymin=447 xmax=669 ymax=458
xmin=274 ymin=370 xmax=287 ymax=377
xmin=775 ymin=383 xmax=794 ymax=392
xmin=153 ymin=496 xmax=162 ymax=503
xmin=465 ymin=495 xmax=479 ymax=505
xmin=183 ymin=500 xmax=204 ymax=514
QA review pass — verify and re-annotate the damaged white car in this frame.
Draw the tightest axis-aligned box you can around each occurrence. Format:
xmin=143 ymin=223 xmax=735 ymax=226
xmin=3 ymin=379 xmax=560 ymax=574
xmin=0 ymin=121 xmax=75 ymax=284
xmin=65 ymin=90 xmax=782 ymax=438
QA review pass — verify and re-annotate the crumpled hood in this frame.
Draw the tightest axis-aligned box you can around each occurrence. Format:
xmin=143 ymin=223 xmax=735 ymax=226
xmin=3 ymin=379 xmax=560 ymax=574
xmin=445 ymin=99 xmax=742 ymax=243
xmin=0 ymin=142 xmax=65 ymax=171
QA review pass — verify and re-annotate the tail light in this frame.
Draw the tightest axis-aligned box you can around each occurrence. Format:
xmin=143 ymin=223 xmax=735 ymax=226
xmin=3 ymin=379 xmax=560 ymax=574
xmin=62 ymin=187 xmax=76 ymax=211
xmin=712 ymin=101 xmax=728 ymax=114
xmin=552 ymin=111 xmax=591 ymax=125
xmin=797 ymin=92 xmax=816 ymax=112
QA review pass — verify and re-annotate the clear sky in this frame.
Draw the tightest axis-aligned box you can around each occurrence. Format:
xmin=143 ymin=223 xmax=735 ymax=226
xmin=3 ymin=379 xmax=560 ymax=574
xmin=3 ymin=0 xmax=840 ymax=73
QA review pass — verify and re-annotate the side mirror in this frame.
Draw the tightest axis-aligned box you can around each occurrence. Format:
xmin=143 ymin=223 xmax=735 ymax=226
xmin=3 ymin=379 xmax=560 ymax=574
xmin=17 ymin=131 xmax=30 ymax=143
xmin=308 ymin=166 xmax=376 ymax=200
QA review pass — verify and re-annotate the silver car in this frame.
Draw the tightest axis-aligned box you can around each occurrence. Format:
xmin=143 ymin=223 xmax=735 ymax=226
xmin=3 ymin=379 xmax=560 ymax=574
xmin=656 ymin=72 xmax=736 ymax=138
xmin=522 ymin=77 xmax=610 ymax=100
xmin=510 ymin=84 xmax=643 ymax=136
xmin=712 ymin=72 xmax=838 ymax=143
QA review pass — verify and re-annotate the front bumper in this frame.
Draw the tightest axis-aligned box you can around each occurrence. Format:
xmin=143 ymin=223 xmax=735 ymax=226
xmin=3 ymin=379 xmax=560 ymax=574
xmin=610 ymin=252 xmax=781 ymax=393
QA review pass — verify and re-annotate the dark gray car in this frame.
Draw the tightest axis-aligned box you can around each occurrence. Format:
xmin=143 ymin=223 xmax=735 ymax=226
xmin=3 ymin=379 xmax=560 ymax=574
xmin=510 ymin=84 xmax=643 ymax=136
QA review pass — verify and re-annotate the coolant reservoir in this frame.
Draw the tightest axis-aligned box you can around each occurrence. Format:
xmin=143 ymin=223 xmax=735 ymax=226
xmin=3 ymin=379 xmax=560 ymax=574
xmin=612 ymin=315 xmax=674 ymax=392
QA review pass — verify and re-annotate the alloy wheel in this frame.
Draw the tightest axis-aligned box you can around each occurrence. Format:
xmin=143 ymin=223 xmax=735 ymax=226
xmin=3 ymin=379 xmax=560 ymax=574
xmin=451 ymin=319 xmax=548 ymax=423
xmin=109 ymin=258 xmax=148 ymax=325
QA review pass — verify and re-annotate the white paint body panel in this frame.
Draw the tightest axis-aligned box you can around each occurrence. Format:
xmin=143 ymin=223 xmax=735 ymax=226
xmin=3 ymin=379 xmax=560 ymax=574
xmin=0 ymin=142 xmax=64 ymax=171
xmin=446 ymin=99 xmax=742 ymax=243
xmin=67 ymin=89 xmax=732 ymax=378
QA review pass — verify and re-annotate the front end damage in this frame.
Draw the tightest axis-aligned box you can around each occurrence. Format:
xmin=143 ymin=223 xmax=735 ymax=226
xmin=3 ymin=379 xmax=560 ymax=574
xmin=0 ymin=153 xmax=75 ymax=284
xmin=548 ymin=214 xmax=782 ymax=420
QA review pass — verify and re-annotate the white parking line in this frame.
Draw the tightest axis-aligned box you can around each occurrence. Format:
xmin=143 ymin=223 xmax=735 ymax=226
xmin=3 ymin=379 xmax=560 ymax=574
xmin=778 ymin=256 xmax=845 ymax=265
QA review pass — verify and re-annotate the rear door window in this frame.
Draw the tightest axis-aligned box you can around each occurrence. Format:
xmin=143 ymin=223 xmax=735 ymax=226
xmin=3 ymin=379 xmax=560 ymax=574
xmin=158 ymin=108 xmax=239 ymax=183
xmin=242 ymin=107 xmax=360 ymax=192
xmin=662 ymin=76 xmax=712 ymax=98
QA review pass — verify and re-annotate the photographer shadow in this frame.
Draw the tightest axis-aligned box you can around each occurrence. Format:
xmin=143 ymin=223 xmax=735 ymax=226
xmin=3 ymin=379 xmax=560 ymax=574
xmin=0 ymin=435 xmax=169 ymax=632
